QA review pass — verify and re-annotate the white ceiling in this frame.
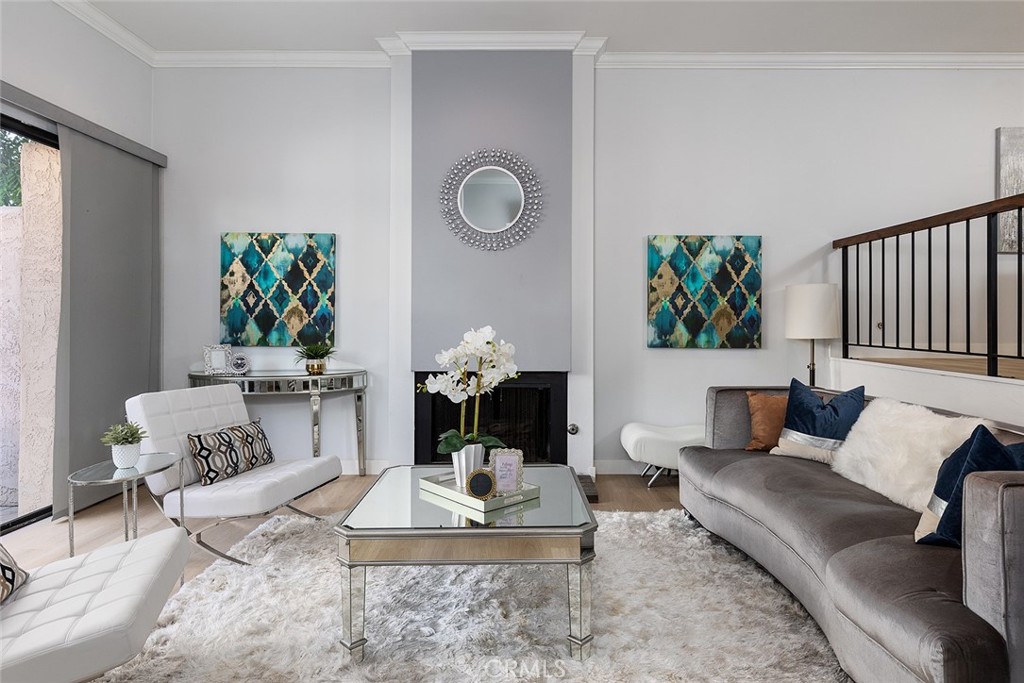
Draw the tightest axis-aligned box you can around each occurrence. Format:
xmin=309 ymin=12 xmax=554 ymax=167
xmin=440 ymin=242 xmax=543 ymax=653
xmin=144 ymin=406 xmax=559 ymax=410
xmin=74 ymin=1 xmax=1024 ymax=54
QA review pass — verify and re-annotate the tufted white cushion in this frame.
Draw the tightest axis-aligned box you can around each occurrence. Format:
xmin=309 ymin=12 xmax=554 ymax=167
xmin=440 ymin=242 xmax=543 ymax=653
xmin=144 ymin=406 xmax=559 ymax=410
xmin=162 ymin=456 xmax=341 ymax=518
xmin=125 ymin=385 xmax=254 ymax=496
xmin=0 ymin=528 xmax=189 ymax=683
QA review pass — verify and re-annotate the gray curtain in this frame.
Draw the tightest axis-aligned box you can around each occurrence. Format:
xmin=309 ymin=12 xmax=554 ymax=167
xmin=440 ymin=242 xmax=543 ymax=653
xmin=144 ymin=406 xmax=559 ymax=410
xmin=51 ymin=125 xmax=161 ymax=518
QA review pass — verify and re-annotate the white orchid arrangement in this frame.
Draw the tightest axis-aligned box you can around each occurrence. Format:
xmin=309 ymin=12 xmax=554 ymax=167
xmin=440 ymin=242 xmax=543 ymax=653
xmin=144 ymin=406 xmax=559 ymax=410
xmin=421 ymin=325 xmax=519 ymax=454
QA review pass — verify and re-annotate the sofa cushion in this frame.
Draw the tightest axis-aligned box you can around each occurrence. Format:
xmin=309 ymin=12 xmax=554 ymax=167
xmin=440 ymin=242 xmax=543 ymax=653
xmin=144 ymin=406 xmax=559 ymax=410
xmin=681 ymin=450 xmax=920 ymax=581
xmin=771 ymin=379 xmax=865 ymax=464
xmin=163 ymin=456 xmax=342 ymax=518
xmin=826 ymin=536 xmax=1009 ymax=682
xmin=0 ymin=545 xmax=28 ymax=604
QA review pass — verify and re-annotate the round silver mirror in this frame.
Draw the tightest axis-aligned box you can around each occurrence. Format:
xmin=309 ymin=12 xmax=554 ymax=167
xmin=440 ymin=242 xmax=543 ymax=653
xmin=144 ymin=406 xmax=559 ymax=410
xmin=457 ymin=167 xmax=525 ymax=234
xmin=440 ymin=149 xmax=542 ymax=251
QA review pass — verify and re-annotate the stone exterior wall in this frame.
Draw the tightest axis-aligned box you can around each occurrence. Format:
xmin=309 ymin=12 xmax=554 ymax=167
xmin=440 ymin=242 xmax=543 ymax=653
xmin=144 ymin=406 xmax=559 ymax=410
xmin=0 ymin=143 xmax=62 ymax=515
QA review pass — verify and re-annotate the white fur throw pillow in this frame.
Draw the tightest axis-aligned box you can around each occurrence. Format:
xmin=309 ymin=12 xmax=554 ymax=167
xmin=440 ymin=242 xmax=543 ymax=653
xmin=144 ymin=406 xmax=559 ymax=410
xmin=831 ymin=399 xmax=992 ymax=512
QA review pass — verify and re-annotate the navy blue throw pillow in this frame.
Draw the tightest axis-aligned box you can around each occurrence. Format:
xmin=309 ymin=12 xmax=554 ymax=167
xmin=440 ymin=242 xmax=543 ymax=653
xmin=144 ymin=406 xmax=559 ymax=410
xmin=918 ymin=425 xmax=1024 ymax=548
xmin=772 ymin=378 xmax=865 ymax=463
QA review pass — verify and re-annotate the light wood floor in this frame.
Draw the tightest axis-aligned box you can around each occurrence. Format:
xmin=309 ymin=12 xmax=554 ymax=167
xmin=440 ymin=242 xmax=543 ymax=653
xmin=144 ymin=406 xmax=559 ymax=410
xmin=2 ymin=474 xmax=681 ymax=582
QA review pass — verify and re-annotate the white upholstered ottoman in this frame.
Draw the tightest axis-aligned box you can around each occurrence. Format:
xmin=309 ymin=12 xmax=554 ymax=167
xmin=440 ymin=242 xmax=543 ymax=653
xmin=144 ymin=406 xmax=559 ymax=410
xmin=1 ymin=527 xmax=189 ymax=683
xmin=620 ymin=423 xmax=705 ymax=487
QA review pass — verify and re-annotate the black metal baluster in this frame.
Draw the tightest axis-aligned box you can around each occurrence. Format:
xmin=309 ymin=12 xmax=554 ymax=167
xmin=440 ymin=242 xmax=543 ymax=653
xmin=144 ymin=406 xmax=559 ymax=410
xmin=966 ymin=220 xmax=971 ymax=354
xmin=987 ymin=214 xmax=998 ymax=377
xmin=911 ymin=232 xmax=916 ymax=350
xmin=896 ymin=235 xmax=901 ymax=348
xmin=946 ymin=224 xmax=951 ymax=353
xmin=869 ymin=241 xmax=874 ymax=347
xmin=881 ymin=237 xmax=886 ymax=347
xmin=856 ymin=243 xmax=862 ymax=346
xmin=927 ymin=228 xmax=933 ymax=351
xmin=842 ymin=247 xmax=850 ymax=359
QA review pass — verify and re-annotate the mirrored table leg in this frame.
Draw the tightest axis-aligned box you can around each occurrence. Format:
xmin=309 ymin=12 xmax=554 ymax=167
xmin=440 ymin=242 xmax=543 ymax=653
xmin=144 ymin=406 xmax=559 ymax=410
xmin=122 ymin=481 xmax=129 ymax=541
xmin=340 ymin=564 xmax=366 ymax=662
xmin=567 ymin=559 xmax=593 ymax=661
xmin=68 ymin=483 xmax=75 ymax=557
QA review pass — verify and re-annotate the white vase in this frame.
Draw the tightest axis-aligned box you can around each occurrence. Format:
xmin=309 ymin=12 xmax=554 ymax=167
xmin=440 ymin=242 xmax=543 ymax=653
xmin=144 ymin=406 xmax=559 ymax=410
xmin=451 ymin=443 xmax=485 ymax=491
xmin=111 ymin=443 xmax=141 ymax=469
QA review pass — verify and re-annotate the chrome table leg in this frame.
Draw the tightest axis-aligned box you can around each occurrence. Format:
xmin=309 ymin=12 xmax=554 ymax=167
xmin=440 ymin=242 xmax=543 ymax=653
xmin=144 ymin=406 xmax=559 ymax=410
xmin=122 ymin=481 xmax=129 ymax=541
xmin=68 ymin=483 xmax=75 ymax=557
xmin=131 ymin=479 xmax=138 ymax=539
xmin=310 ymin=387 xmax=322 ymax=458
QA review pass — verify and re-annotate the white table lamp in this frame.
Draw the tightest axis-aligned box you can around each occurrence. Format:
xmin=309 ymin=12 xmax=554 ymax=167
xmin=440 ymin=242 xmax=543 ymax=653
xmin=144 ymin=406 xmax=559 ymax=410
xmin=784 ymin=283 xmax=840 ymax=386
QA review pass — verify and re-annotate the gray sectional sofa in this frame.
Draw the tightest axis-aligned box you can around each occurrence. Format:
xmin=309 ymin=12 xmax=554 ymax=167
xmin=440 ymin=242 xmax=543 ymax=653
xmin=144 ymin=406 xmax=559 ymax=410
xmin=678 ymin=386 xmax=1024 ymax=683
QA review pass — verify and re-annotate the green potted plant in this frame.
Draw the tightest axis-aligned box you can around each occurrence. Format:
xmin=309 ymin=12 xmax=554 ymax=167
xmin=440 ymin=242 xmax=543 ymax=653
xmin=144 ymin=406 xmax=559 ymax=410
xmin=295 ymin=342 xmax=335 ymax=375
xmin=101 ymin=421 xmax=148 ymax=469
xmin=419 ymin=325 xmax=518 ymax=489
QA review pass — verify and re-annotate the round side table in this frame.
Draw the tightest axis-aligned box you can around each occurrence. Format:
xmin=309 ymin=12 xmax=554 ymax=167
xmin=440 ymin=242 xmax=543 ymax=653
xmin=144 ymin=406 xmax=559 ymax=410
xmin=67 ymin=452 xmax=184 ymax=557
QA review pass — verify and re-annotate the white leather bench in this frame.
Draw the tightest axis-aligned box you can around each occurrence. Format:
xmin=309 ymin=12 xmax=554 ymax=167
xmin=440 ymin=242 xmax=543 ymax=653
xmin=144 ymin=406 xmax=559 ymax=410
xmin=125 ymin=384 xmax=342 ymax=563
xmin=0 ymin=527 xmax=189 ymax=683
xmin=620 ymin=422 xmax=705 ymax=487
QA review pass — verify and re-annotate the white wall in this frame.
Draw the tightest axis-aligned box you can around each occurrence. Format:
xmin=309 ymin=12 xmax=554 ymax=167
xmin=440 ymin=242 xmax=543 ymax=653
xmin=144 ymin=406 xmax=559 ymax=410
xmin=0 ymin=1 xmax=153 ymax=146
xmin=152 ymin=67 xmax=392 ymax=473
xmin=594 ymin=67 xmax=1024 ymax=469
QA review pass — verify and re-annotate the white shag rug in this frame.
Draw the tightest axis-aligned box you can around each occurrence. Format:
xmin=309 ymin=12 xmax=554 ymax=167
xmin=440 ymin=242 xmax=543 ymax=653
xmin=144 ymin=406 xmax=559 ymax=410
xmin=99 ymin=511 xmax=850 ymax=683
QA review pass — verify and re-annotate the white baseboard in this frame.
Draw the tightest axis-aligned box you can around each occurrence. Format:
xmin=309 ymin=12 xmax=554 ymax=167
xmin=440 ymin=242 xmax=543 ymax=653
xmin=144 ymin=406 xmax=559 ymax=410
xmin=594 ymin=459 xmax=647 ymax=475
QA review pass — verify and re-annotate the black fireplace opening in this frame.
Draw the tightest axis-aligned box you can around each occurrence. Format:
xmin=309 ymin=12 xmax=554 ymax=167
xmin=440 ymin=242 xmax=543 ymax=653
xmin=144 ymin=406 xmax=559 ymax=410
xmin=415 ymin=372 xmax=567 ymax=465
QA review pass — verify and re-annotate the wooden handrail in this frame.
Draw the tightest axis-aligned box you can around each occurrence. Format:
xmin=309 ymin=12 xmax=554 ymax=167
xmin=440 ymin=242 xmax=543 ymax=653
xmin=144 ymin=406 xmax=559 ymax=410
xmin=832 ymin=193 xmax=1024 ymax=249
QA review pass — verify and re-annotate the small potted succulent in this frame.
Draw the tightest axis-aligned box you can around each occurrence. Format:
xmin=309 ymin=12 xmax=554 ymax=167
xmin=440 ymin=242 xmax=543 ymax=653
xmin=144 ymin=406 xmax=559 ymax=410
xmin=101 ymin=422 xmax=148 ymax=469
xmin=295 ymin=342 xmax=335 ymax=375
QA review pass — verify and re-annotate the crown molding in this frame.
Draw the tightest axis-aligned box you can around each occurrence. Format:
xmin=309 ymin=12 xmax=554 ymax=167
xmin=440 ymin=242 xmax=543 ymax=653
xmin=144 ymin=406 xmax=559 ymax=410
xmin=53 ymin=0 xmax=156 ymax=66
xmin=393 ymin=31 xmax=587 ymax=51
xmin=376 ymin=37 xmax=411 ymax=57
xmin=151 ymin=51 xmax=390 ymax=68
xmin=597 ymin=52 xmax=1024 ymax=70
xmin=574 ymin=37 xmax=608 ymax=58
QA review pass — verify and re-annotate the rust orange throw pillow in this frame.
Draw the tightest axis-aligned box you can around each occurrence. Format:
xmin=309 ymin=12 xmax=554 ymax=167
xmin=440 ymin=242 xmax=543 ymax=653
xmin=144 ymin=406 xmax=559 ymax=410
xmin=746 ymin=392 xmax=788 ymax=451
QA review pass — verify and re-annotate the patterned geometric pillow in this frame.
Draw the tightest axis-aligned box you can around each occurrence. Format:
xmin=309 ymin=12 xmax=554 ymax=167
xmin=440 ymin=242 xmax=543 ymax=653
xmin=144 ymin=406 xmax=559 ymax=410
xmin=187 ymin=419 xmax=275 ymax=486
xmin=0 ymin=544 xmax=28 ymax=604
xmin=227 ymin=419 xmax=275 ymax=471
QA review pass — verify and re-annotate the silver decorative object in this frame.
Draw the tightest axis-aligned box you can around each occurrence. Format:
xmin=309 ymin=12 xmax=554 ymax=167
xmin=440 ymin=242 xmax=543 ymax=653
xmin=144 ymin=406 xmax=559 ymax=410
xmin=440 ymin=148 xmax=543 ymax=251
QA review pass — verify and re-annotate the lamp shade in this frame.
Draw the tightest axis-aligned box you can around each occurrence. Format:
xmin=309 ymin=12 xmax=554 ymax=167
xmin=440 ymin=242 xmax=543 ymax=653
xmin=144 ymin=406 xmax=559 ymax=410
xmin=784 ymin=283 xmax=840 ymax=340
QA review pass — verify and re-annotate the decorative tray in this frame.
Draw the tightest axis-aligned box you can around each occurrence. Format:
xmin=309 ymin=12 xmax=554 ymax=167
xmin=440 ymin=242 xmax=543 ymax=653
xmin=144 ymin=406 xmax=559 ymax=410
xmin=418 ymin=471 xmax=540 ymax=512
xmin=420 ymin=489 xmax=542 ymax=525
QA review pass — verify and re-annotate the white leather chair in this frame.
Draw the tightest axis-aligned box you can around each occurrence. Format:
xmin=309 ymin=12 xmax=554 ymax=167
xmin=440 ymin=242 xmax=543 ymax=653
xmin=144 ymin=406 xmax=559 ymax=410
xmin=125 ymin=384 xmax=342 ymax=564
xmin=0 ymin=527 xmax=189 ymax=683
xmin=620 ymin=422 xmax=705 ymax=487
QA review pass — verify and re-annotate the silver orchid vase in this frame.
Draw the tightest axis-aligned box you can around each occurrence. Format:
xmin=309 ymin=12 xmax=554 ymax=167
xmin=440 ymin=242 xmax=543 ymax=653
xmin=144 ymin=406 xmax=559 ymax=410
xmin=452 ymin=443 xmax=485 ymax=491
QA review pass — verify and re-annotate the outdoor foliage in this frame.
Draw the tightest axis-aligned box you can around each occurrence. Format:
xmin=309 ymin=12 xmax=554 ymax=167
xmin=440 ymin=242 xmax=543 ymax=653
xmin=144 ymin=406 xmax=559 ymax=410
xmin=0 ymin=129 xmax=28 ymax=207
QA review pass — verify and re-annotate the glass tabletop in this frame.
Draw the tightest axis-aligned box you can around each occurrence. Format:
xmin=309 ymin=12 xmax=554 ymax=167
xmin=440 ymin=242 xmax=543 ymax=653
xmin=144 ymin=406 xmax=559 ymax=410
xmin=68 ymin=452 xmax=180 ymax=485
xmin=340 ymin=465 xmax=594 ymax=531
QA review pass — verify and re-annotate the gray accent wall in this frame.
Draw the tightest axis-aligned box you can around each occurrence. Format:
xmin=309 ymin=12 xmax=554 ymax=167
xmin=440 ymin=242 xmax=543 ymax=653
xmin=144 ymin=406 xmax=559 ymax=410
xmin=411 ymin=51 xmax=572 ymax=371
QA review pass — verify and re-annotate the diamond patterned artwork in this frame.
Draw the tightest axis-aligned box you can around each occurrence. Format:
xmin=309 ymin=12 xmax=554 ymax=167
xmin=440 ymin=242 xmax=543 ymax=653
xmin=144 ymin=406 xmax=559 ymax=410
xmin=220 ymin=232 xmax=335 ymax=346
xmin=648 ymin=235 xmax=762 ymax=349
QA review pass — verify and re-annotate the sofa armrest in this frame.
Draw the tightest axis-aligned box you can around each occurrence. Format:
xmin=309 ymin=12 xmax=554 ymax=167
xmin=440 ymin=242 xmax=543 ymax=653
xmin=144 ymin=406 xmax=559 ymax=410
xmin=963 ymin=470 xmax=1024 ymax=681
xmin=704 ymin=386 xmax=790 ymax=450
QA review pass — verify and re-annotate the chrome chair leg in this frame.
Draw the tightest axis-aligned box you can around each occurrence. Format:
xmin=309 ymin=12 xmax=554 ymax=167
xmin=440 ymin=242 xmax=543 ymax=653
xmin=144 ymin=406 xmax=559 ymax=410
xmin=640 ymin=464 xmax=653 ymax=477
xmin=285 ymin=503 xmax=323 ymax=520
xmin=647 ymin=467 xmax=666 ymax=488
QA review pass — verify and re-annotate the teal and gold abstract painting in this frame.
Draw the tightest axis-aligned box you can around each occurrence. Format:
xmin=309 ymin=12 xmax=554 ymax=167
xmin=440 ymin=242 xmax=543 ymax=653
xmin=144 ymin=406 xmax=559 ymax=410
xmin=220 ymin=232 xmax=335 ymax=347
xmin=647 ymin=235 xmax=761 ymax=349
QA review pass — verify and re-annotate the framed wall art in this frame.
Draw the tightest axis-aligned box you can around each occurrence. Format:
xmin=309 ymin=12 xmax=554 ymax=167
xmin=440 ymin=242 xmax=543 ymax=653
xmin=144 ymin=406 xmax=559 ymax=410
xmin=647 ymin=235 xmax=762 ymax=349
xmin=220 ymin=232 xmax=336 ymax=346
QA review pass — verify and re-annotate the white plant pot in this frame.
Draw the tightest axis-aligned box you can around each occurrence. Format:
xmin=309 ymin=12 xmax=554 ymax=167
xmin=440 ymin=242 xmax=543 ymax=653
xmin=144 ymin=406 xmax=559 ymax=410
xmin=451 ymin=443 xmax=485 ymax=491
xmin=111 ymin=443 xmax=141 ymax=469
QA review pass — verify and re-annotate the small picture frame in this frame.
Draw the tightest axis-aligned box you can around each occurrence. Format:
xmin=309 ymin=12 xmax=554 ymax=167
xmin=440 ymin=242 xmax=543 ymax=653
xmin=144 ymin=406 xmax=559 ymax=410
xmin=490 ymin=448 xmax=524 ymax=494
xmin=203 ymin=344 xmax=232 ymax=375
xmin=466 ymin=468 xmax=497 ymax=500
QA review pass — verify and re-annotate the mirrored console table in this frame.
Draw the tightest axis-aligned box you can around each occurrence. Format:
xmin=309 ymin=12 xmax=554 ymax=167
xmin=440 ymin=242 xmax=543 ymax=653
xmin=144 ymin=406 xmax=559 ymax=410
xmin=187 ymin=368 xmax=367 ymax=475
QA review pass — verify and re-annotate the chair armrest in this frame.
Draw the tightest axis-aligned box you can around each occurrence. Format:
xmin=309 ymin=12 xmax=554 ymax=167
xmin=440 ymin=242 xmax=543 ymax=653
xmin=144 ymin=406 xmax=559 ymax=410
xmin=963 ymin=470 xmax=1024 ymax=681
xmin=704 ymin=386 xmax=790 ymax=450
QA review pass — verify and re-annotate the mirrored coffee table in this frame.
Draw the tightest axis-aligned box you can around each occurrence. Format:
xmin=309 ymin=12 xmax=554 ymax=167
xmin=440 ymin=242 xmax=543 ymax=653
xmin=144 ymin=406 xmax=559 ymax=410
xmin=334 ymin=464 xmax=598 ymax=662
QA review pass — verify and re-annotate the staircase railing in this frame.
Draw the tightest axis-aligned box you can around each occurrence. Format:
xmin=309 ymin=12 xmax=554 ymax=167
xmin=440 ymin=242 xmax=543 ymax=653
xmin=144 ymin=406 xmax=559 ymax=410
xmin=832 ymin=193 xmax=1024 ymax=378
